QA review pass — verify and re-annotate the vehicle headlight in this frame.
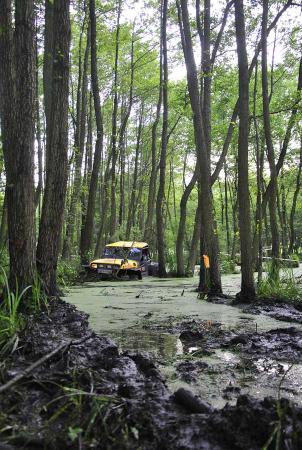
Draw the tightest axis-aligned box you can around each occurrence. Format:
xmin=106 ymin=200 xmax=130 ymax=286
xmin=133 ymin=262 xmax=137 ymax=267
xmin=91 ymin=263 xmax=97 ymax=269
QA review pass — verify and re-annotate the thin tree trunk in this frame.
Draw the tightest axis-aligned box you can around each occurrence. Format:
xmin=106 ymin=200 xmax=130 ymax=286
xmin=289 ymin=137 xmax=302 ymax=255
xmin=224 ymin=165 xmax=231 ymax=254
xmin=144 ymin=44 xmax=163 ymax=244
xmin=43 ymin=0 xmax=54 ymax=175
xmin=176 ymin=166 xmax=198 ymax=276
xmin=126 ymin=104 xmax=144 ymax=238
xmin=109 ymin=0 xmax=121 ymax=237
xmin=252 ymin=60 xmax=263 ymax=283
xmin=0 ymin=192 xmax=8 ymax=252
xmin=35 ymin=27 xmax=43 ymax=212
xmin=80 ymin=0 xmax=104 ymax=263
xmin=62 ymin=21 xmax=90 ymax=259
xmin=279 ymin=171 xmax=288 ymax=258
xmin=156 ymin=0 xmax=168 ymax=278
xmin=118 ymin=34 xmax=135 ymax=227
xmin=186 ymin=197 xmax=201 ymax=276
xmin=261 ymin=0 xmax=280 ymax=279
xmin=37 ymin=0 xmax=70 ymax=295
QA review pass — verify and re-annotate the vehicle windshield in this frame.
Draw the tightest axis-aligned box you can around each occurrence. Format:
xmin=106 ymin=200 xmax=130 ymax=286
xmin=102 ymin=246 xmax=142 ymax=260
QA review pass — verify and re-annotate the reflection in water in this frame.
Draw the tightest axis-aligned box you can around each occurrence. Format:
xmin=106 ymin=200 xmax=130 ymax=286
xmin=109 ymin=328 xmax=181 ymax=361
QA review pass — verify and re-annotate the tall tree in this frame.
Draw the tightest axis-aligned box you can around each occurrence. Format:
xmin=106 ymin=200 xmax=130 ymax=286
xmin=289 ymin=137 xmax=302 ymax=255
xmin=62 ymin=16 xmax=90 ymax=259
xmin=234 ymin=0 xmax=255 ymax=302
xmin=179 ymin=0 xmax=221 ymax=293
xmin=80 ymin=0 xmax=104 ymax=263
xmin=261 ymin=0 xmax=280 ymax=278
xmin=109 ymin=0 xmax=122 ymax=237
xmin=0 ymin=0 xmax=36 ymax=292
xmin=156 ymin=0 xmax=168 ymax=277
xmin=37 ymin=0 xmax=71 ymax=295
xmin=126 ymin=103 xmax=144 ymax=238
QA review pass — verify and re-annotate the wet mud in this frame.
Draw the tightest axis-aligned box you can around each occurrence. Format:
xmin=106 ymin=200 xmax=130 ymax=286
xmin=144 ymin=317 xmax=302 ymax=408
xmin=241 ymin=300 xmax=302 ymax=324
xmin=1 ymin=299 xmax=302 ymax=449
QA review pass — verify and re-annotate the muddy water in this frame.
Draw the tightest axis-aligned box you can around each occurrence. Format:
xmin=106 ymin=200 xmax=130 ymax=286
xmin=66 ymin=275 xmax=302 ymax=408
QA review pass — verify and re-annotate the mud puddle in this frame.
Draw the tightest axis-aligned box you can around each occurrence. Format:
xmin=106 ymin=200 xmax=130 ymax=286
xmin=66 ymin=276 xmax=302 ymax=409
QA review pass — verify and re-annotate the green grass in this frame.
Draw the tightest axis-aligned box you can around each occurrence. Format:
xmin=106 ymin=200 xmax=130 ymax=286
xmin=0 ymin=268 xmax=30 ymax=352
xmin=257 ymin=268 xmax=302 ymax=304
xmin=0 ymin=268 xmax=48 ymax=354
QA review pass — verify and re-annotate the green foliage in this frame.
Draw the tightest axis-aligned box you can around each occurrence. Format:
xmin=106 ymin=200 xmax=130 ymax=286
xmin=257 ymin=268 xmax=302 ymax=304
xmin=57 ymin=260 xmax=80 ymax=288
xmin=219 ymin=253 xmax=236 ymax=274
xmin=31 ymin=272 xmax=48 ymax=313
xmin=0 ymin=266 xmax=50 ymax=353
xmin=165 ymin=250 xmax=177 ymax=273
xmin=0 ymin=268 xmax=29 ymax=352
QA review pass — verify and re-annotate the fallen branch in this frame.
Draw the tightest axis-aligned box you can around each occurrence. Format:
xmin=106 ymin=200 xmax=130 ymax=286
xmin=0 ymin=333 xmax=93 ymax=395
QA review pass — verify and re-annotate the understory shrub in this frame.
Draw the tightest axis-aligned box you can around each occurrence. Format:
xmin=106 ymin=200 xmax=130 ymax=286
xmin=57 ymin=259 xmax=81 ymax=288
xmin=220 ymin=253 xmax=236 ymax=274
xmin=257 ymin=267 xmax=302 ymax=304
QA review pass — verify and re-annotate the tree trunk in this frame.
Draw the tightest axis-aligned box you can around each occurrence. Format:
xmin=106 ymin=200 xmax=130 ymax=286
xmin=179 ymin=0 xmax=221 ymax=294
xmin=176 ymin=166 xmax=198 ymax=276
xmin=289 ymin=137 xmax=302 ymax=255
xmin=186 ymin=197 xmax=201 ymax=276
xmin=80 ymin=0 xmax=104 ymax=263
xmin=118 ymin=35 xmax=135 ymax=227
xmin=234 ymin=0 xmax=255 ymax=301
xmin=261 ymin=0 xmax=280 ymax=280
xmin=144 ymin=24 xmax=163 ymax=244
xmin=62 ymin=22 xmax=90 ymax=259
xmin=37 ymin=0 xmax=70 ymax=295
xmin=0 ymin=0 xmax=36 ymax=292
xmin=126 ymin=104 xmax=144 ymax=238
xmin=156 ymin=0 xmax=168 ymax=278
xmin=109 ymin=0 xmax=121 ymax=237
xmin=43 ymin=0 xmax=54 ymax=175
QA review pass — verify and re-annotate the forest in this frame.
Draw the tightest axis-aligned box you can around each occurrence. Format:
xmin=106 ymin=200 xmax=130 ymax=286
xmin=0 ymin=0 xmax=302 ymax=297
xmin=1 ymin=0 xmax=302 ymax=449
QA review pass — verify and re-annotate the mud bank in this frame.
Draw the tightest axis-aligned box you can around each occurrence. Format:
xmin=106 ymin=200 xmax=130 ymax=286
xmin=1 ymin=300 xmax=302 ymax=449
xmin=241 ymin=300 xmax=302 ymax=324
xmin=145 ymin=317 xmax=302 ymax=408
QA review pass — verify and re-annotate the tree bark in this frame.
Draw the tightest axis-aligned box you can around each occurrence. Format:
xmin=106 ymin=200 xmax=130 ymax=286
xmin=37 ymin=0 xmax=71 ymax=295
xmin=62 ymin=21 xmax=90 ymax=259
xmin=261 ymin=0 xmax=280 ymax=279
xmin=144 ymin=41 xmax=163 ymax=244
xmin=109 ymin=0 xmax=121 ymax=237
xmin=126 ymin=104 xmax=144 ymax=238
xmin=80 ymin=0 xmax=104 ymax=263
xmin=234 ymin=0 xmax=255 ymax=302
xmin=156 ymin=0 xmax=168 ymax=278
xmin=289 ymin=137 xmax=302 ymax=255
xmin=176 ymin=166 xmax=198 ymax=276
xmin=0 ymin=0 xmax=36 ymax=292
xmin=179 ymin=0 xmax=221 ymax=294
xmin=118 ymin=34 xmax=135 ymax=227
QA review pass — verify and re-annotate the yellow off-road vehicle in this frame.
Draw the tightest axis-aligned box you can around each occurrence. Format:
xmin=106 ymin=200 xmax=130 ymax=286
xmin=89 ymin=241 xmax=151 ymax=280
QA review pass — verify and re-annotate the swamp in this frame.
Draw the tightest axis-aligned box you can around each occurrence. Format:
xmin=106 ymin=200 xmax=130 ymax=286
xmin=1 ymin=0 xmax=302 ymax=448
